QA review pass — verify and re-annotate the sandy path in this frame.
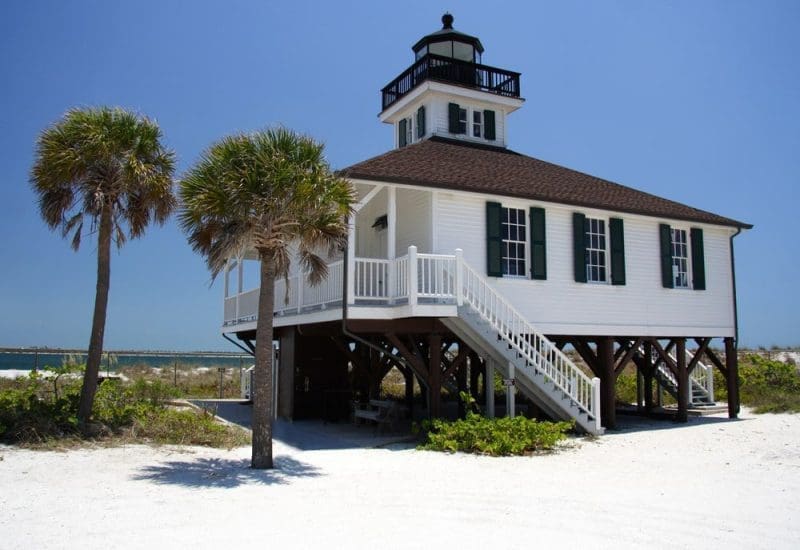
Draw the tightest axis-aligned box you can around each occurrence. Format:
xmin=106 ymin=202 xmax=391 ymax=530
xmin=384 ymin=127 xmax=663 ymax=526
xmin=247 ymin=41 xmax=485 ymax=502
xmin=1 ymin=410 xmax=798 ymax=549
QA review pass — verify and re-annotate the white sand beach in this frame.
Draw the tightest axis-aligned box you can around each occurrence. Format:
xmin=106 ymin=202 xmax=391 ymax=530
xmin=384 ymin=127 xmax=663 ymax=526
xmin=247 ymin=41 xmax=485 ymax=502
xmin=1 ymin=409 xmax=798 ymax=549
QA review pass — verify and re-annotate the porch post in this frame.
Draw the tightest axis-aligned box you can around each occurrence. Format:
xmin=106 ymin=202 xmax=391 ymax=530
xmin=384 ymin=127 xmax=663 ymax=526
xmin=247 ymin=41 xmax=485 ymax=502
xmin=347 ymin=217 xmax=356 ymax=305
xmin=429 ymin=334 xmax=442 ymax=418
xmin=408 ymin=245 xmax=418 ymax=307
xmin=676 ymin=338 xmax=689 ymax=423
xmin=454 ymin=248 xmax=464 ymax=306
xmin=387 ymin=187 xmax=396 ymax=304
xmin=236 ymin=256 xmax=244 ymax=321
xmin=725 ymin=337 xmax=740 ymax=418
xmin=224 ymin=260 xmax=231 ymax=299
xmin=485 ymin=359 xmax=495 ymax=419
xmin=597 ymin=337 xmax=616 ymax=429
xmin=506 ymin=361 xmax=515 ymax=418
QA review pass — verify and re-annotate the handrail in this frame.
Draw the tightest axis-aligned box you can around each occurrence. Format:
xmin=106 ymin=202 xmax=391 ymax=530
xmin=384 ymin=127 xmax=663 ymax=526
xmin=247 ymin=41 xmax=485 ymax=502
xmin=381 ymin=53 xmax=522 ymax=110
xmin=651 ymin=347 xmax=714 ymax=404
xmin=459 ymin=258 xmax=600 ymax=427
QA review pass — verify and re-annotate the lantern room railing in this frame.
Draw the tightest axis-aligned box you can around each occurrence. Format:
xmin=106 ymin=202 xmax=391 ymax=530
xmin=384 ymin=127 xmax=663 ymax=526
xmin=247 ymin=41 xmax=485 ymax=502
xmin=381 ymin=53 xmax=521 ymax=111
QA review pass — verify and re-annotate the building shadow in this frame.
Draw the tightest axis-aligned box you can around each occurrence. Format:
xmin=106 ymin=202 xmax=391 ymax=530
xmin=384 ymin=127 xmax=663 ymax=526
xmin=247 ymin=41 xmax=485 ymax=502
xmin=131 ymin=455 xmax=323 ymax=489
xmin=605 ymin=409 xmax=748 ymax=435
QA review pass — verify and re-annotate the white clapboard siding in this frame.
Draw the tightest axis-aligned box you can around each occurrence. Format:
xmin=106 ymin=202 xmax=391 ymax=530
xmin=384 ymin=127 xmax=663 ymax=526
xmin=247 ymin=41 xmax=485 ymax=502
xmin=429 ymin=94 xmax=507 ymax=146
xmin=435 ymin=190 xmax=736 ymax=337
xmin=355 ymin=186 xmax=388 ymax=258
xmin=396 ymin=188 xmax=432 ymax=253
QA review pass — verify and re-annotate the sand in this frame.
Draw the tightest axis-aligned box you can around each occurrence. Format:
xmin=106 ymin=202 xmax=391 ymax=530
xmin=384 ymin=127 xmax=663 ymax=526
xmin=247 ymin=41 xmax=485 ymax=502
xmin=1 ymin=409 xmax=798 ymax=549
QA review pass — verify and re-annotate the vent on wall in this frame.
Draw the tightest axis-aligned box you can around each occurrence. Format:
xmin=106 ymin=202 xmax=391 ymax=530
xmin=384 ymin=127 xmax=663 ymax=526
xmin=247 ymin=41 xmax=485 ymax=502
xmin=372 ymin=214 xmax=388 ymax=231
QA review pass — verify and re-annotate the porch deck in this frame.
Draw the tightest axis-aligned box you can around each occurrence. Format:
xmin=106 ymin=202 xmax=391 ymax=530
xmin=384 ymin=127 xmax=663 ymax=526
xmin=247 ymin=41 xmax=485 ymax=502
xmin=222 ymin=246 xmax=461 ymax=331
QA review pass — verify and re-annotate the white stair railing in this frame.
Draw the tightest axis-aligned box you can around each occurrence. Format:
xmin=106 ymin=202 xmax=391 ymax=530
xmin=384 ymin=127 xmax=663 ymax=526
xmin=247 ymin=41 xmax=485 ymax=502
xmin=652 ymin=348 xmax=715 ymax=404
xmin=457 ymin=255 xmax=601 ymax=431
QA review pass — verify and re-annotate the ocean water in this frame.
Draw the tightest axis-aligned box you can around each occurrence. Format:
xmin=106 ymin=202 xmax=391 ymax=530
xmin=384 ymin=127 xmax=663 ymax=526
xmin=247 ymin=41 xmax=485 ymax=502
xmin=0 ymin=350 xmax=252 ymax=371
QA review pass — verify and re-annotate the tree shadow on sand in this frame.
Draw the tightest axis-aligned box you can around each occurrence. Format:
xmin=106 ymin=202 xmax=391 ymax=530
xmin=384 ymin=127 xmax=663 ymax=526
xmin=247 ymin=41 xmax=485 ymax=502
xmin=131 ymin=455 xmax=323 ymax=488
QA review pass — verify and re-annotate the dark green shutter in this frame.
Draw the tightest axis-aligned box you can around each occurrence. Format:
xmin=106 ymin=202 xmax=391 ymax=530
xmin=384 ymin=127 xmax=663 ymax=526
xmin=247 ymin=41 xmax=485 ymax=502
xmin=416 ymin=106 xmax=426 ymax=139
xmin=609 ymin=217 xmax=626 ymax=285
xmin=484 ymin=110 xmax=496 ymax=140
xmin=398 ymin=119 xmax=407 ymax=147
xmin=690 ymin=227 xmax=706 ymax=290
xmin=572 ymin=213 xmax=587 ymax=283
xmin=659 ymin=223 xmax=674 ymax=288
xmin=486 ymin=202 xmax=503 ymax=277
xmin=448 ymin=102 xmax=461 ymax=134
xmin=529 ymin=207 xmax=546 ymax=280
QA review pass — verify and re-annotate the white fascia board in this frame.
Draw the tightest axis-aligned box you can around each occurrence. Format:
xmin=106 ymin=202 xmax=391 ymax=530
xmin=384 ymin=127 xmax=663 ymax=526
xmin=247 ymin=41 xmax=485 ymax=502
xmin=346 ymin=177 xmax=742 ymax=233
xmin=379 ymin=81 xmax=525 ymax=123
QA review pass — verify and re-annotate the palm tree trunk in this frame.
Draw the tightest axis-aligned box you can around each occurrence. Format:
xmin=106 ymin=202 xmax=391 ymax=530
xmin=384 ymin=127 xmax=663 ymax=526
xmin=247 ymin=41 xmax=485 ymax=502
xmin=251 ymin=257 xmax=276 ymax=469
xmin=77 ymin=204 xmax=113 ymax=425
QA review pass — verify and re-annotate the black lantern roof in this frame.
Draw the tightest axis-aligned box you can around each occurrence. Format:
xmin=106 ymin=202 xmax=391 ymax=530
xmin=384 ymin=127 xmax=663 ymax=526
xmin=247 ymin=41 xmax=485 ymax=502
xmin=412 ymin=13 xmax=484 ymax=56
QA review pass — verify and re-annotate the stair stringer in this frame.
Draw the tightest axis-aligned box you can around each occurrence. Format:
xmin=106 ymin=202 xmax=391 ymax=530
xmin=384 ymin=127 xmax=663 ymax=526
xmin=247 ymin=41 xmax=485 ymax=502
xmin=442 ymin=308 xmax=604 ymax=435
xmin=650 ymin=348 xmax=716 ymax=406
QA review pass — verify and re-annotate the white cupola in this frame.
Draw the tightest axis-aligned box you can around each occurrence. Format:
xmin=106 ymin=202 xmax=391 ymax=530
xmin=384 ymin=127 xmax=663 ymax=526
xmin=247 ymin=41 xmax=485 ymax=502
xmin=379 ymin=13 xmax=525 ymax=149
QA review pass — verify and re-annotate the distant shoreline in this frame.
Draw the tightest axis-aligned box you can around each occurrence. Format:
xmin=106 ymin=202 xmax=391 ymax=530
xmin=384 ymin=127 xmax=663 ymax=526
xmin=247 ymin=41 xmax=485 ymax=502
xmin=0 ymin=347 xmax=251 ymax=357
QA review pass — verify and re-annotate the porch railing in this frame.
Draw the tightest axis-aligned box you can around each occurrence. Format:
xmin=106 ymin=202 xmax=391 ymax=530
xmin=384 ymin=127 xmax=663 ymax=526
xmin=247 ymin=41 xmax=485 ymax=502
xmin=381 ymin=53 xmax=521 ymax=110
xmin=223 ymin=246 xmax=461 ymax=324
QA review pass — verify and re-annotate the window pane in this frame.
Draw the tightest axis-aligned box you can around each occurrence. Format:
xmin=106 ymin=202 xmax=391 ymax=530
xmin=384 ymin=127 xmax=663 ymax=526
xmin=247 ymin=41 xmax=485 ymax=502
xmin=585 ymin=217 xmax=608 ymax=282
xmin=501 ymin=207 xmax=527 ymax=276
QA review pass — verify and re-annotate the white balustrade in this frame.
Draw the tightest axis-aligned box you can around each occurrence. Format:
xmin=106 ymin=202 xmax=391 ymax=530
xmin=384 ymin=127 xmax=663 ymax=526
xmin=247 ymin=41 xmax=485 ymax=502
xmin=301 ymin=261 xmax=343 ymax=308
xmin=417 ymin=253 xmax=457 ymax=300
xmin=460 ymin=261 xmax=600 ymax=429
xmin=393 ymin=255 xmax=409 ymax=300
xmin=354 ymin=258 xmax=390 ymax=299
xmin=220 ymin=246 xmax=600 ymax=429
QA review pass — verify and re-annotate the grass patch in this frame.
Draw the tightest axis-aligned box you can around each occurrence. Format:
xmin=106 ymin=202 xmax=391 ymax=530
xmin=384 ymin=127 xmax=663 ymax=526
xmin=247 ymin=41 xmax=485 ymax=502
xmin=0 ymin=364 xmax=250 ymax=449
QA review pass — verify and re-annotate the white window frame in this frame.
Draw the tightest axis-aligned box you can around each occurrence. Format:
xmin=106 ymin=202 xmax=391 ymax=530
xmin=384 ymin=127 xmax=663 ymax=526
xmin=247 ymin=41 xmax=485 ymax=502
xmin=458 ymin=107 xmax=468 ymax=134
xmin=472 ymin=110 xmax=483 ymax=138
xmin=670 ymin=227 xmax=691 ymax=289
xmin=501 ymin=206 xmax=527 ymax=277
xmin=585 ymin=217 xmax=609 ymax=284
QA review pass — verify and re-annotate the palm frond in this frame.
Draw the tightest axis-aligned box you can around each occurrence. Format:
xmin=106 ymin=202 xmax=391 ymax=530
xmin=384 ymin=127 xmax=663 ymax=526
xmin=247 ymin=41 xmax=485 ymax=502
xmin=30 ymin=106 xmax=176 ymax=250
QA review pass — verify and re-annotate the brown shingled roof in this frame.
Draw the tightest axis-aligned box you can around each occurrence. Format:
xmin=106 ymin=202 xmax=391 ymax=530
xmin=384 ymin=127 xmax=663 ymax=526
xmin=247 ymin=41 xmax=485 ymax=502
xmin=340 ymin=136 xmax=751 ymax=229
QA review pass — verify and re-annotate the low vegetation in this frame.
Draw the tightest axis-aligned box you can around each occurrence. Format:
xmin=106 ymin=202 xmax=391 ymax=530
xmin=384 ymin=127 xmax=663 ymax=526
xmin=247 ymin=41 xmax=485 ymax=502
xmin=0 ymin=362 xmax=250 ymax=448
xmin=612 ymin=353 xmax=799 ymax=413
xmin=416 ymin=393 xmax=573 ymax=456
xmin=715 ymin=354 xmax=800 ymax=413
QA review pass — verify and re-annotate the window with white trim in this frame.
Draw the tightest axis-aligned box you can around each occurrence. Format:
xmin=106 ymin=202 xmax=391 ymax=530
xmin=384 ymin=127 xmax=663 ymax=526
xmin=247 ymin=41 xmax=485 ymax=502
xmin=501 ymin=207 xmax=526 ymax=276
xmin=472 ymin=110 xmax=483 ymax=137
xmin=403 ymin=116 xmax=413 ymax=145
xmin=458 ymin=107 xmax=467 ymax=134
xmin=585 ymin=217 xmax=608 ymax=283
xmin=671 ymin=228 xmax=689 ymax=288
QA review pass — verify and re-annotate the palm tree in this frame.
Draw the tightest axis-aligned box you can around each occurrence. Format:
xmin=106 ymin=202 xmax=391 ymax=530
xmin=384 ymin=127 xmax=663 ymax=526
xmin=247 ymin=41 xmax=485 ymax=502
xmin=30 ymin=107 xmax=176 ymax=425
xmin=179 ymin=128 xmax=354 ymax=469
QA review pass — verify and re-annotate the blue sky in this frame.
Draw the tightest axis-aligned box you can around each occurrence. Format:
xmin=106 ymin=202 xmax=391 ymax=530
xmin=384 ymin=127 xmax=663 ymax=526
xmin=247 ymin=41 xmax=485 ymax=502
xmin=1 ymin=1 xmax=797 ymax=351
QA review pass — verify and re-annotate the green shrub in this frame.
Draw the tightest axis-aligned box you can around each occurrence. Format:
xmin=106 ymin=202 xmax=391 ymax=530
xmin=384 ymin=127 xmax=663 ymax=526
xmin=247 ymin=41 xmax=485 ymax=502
xmin=0 ymin=371 xmax=80 ymax=442
xmin=417 ymin=392 xmax=573 ymax=456
xmin=0 ymin=369 xmax=248 ymax=448
xmin=131 ymin=407 xmax=250 ymax=448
